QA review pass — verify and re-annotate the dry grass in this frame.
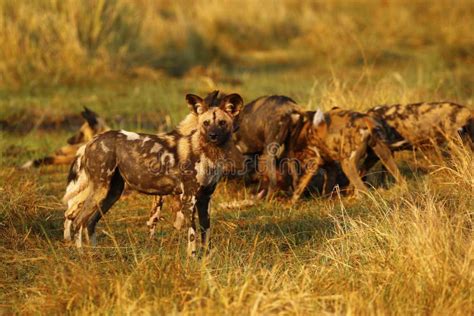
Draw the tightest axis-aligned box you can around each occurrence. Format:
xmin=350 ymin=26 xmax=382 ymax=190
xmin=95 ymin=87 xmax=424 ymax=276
xmin=0 ymin=0 xmax=473 ymax=89
xmin=1 ymin=144 xmax=473 ymax=314
xmin=1 ymin=0 xmax=474 ymax=314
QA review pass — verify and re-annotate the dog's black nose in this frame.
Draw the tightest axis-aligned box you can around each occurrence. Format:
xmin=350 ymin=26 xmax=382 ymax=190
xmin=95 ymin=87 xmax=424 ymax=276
xmin=208 ymin=133 xmax=219 ymax=142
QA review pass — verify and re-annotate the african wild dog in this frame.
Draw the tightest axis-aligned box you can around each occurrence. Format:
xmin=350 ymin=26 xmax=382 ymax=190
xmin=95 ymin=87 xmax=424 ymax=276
xmin=366 ymin=102 xmax=474 ymax=151
xmin=233 ymin=95 xmax=305 ymax=197
xmin=21 ymin=107 xmax=109 ymax=169
xmin=291 ymin=107 xmax=406 ymax=202
xmin=63 ymin=91 xmax=244 ymax=256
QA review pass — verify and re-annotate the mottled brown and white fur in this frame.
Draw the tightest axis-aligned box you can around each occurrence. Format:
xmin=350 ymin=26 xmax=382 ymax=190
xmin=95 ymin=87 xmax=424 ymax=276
xmin=292 ymin=107 xmax=406 ymax=202
xmin=63 ymin=91 xmax=243 ymax=256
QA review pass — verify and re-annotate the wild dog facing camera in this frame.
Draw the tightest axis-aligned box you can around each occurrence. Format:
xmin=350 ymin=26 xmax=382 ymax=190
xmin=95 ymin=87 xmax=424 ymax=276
xmin=186 ymin=91 xmax=243 ymax=146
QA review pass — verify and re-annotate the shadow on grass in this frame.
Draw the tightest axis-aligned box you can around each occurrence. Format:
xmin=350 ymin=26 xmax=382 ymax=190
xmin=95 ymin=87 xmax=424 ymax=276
xmin=234 ymin=213 xmax=337 ymax=250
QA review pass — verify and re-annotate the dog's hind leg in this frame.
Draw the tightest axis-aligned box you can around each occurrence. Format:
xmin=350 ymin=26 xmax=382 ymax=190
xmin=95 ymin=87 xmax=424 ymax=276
xmin=291 ymin=157 xmax=322 ymax=203
xmin=340 ymin=158 xmax=368 ymax=197
xmin=147 ymin=196 xmax=164 ymax=239
xmin=370 ymin=140 xmax=405 ymax=186
xmin=86 ymin=170 xmax=125 ymax=245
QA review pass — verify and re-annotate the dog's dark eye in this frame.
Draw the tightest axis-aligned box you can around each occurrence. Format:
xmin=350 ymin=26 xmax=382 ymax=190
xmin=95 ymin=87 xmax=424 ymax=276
xmin=218 ymin=120 xmax=226 ymax=127
xmin=203 ymin=120 xmax=210 ymax=127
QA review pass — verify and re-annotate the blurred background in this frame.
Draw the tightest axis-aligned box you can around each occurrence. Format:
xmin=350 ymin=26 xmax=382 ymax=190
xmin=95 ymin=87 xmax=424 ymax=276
xmin=1 ymin=0 xmax=473 ymax=159
xmin=1 ymin=0 xmax=472 ymax=89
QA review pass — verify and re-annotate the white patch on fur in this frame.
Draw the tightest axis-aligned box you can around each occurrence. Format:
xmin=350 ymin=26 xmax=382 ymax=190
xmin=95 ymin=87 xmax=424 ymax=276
xmin=76 ymin=144 xmax=86 ymax=157
xmin=391 ymin=140 xmax=409 ymax=148
xmin=196 ymin=103 xmax=204 ymax=114
xmin=187 ymin=227 xmax=197 ymax=256
xmin=385 ymin=107 xmax=397 ymax=116
xmin=106 ymin=169 xmax=115 ymax=177
xmin=359 ymin=128 xmax=370 ymax=137
xmin=309 ymin=146 xmax=320 ymax=155
xmin=75 ymin=226 xmax=83 ymax=248
xmin=195 ymin=154 xmax=221 ymax=186
xmin=290 ymin=113 xmax=301 ymax=124
xmin=179 ymin=182 xmax=185 ymax=199
xmin=120 ymin=130 xmax=140 ymax=141
xmin=174 ymin=211 xmax=185 ymax=230
xmin=146 ymin=209 xmax=161 ymax=227
xmin=143 ymin=136 xmax=152 ymax=143
xmin=312 ymin=109 xmax=325 ymax=127
xmin=20 ymin=160 xmax=34 ymax=169
xmin=147 ymin=199 xmax=163 ymax=238
xmin=160 ymin=152 xmax=175 ymax=168
xmin=99 ymin=142 xmax=110 ymax=153
xmin=150 ymin=143 xmax=162 ymax=153
xmin=225 ymin=103 xmax=234 ymax=112
xmin=64 ymin=219 xmax=72 ymax=241
xmin=350 ymin=150 xmax=357 ymax=160
xmin=63 ymin=169 xmax=88 ymax=204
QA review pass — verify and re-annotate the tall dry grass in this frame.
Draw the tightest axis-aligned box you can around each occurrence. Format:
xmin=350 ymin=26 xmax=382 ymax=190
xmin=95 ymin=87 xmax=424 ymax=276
xmin=1 ymin=0 xmax=473 ymax=89
xmin=1 ymin=135 xmax=472 ymax=314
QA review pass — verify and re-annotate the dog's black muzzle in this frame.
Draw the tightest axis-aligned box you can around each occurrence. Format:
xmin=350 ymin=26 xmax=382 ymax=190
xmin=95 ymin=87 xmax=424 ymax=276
xmin=206 ymin=128 xmax=230 ymax=146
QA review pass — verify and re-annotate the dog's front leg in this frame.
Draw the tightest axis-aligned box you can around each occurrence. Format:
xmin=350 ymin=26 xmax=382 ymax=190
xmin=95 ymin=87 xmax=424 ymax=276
xmin=195 ymin=184 xmax=216 ymax=254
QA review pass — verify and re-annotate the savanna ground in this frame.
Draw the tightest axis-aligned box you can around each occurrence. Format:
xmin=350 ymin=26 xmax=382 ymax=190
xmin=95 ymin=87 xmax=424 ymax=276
xmin=1 ymin=0 xmax=473 ymax=314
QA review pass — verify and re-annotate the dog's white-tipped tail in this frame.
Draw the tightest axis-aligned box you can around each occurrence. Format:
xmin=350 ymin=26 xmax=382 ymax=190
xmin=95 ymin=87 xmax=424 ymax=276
xmin=312 ymin=109 xmax=325 ymax=127
xmin=62 ymin=145 xmax=92 ymax=237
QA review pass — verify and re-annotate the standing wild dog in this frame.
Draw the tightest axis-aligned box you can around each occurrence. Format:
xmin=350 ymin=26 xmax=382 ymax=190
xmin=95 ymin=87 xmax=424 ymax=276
xmin=292 ymin=107 xmax=405 ymax=202
xmin=233 ymin=95 xmax=305 ymax=197
xmin=366 ymin=102 xmax=474 ymax=151
xmin=63 ymin=91 xmax=243 ymax=256
xmin=21 ymin=107 xmax=109 ymax=169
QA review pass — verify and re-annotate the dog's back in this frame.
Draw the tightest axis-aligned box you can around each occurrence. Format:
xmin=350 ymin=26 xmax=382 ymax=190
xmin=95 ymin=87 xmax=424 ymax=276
xmin=233 ymin=95 xmax=305 ymax=195
xmin=367 ymin=102 xmax=473 ymax=150
xmin=235 ymin=95 xmax=303 ymax=154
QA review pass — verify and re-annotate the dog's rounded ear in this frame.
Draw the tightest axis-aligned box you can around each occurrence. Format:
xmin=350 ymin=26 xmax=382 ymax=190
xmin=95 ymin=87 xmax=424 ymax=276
xmin=221 ymin=93 xmax=243 ymax=117
xmin=186 ymin=94 xmax=207 ymax=115
xmin=81 ymin=107 xmax=99 ymax=127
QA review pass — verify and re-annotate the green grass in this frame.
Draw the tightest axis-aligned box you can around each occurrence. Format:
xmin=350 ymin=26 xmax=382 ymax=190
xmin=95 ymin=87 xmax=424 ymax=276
xmin=1 ymin=0 xmax=473 ymax=313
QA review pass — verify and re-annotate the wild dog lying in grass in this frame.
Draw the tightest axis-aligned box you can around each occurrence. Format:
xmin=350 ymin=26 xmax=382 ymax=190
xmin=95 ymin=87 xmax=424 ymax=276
xmin=367 ymin=102 xmax=474 ymax=151
xmin=291 ymin=107 xmax=406 ymax=202
xmin=21 ymin=107 xmax=109 ymax=169
xmin=63 ymin=91 xmax=244 ymax=256
xmin=234 ymin=95 xmax=305 ymax=197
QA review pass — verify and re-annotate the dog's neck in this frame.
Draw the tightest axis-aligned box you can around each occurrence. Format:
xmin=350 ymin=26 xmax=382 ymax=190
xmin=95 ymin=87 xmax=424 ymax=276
xmin=196 ymin=133 xmax=227 ymax=161
xmin=176 ymin=113 xmax=199 ymax=136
